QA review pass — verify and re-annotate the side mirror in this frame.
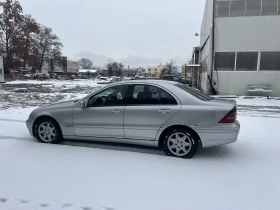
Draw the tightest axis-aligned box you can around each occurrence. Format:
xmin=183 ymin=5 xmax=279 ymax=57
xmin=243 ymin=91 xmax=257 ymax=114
xmin=80 ymin=100 xmax=86 ymax=108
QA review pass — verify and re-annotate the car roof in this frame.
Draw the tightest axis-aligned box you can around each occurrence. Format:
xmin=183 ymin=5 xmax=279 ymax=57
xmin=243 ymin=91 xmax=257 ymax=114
xmin=113 ymin=80 xmax=178 ymax=86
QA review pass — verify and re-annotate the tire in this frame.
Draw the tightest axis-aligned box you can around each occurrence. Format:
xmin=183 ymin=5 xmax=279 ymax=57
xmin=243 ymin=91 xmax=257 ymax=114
xmin=162 ymin=127 xmax=198 ymax=159
xmin=34 ymin=118 xmax=62 ymax=144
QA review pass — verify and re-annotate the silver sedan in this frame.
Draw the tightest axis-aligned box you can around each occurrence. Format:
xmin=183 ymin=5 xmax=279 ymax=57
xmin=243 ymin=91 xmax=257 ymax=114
xmin=26 ymin=80 xmax=240 ymax=158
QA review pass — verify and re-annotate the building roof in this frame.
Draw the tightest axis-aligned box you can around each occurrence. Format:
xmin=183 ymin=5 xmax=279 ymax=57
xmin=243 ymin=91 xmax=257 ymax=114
xmin=79 ymin=69 xmax=97 ymax=73
xmin=185 ymin=64 xmax=201 ymax=67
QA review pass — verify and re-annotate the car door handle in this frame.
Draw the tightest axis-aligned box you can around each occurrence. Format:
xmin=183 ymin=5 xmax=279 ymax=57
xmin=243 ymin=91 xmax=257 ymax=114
xmin=111 ymin=109 xmax=123 ymax=113
xmin=158 ymin=109 xmax=171 ymax=114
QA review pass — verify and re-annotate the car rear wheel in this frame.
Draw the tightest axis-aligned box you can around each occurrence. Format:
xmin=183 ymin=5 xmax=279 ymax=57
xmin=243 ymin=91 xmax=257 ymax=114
xmin=162 ymin=128 xmax=198 ymax=159
xmin=34 ymin=118 xmax=62 ymax=144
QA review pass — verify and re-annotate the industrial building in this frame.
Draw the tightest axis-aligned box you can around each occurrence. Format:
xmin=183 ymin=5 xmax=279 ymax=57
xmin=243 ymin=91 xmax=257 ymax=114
xmin=199 ymin=0 xmax=280 ymax=96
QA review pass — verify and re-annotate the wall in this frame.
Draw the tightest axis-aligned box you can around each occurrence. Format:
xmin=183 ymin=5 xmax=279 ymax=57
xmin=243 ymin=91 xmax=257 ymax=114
xmin=67 ymin=60 xmax=79 ymax=73
xmin=200 ymin=0 xmax=214 ymax=46
xmin=215 ymin=71 xmax=280 ymax=96
xmin=147 ymin=67 xmax=157 ymax=76
xmin=41 ymin=61 xmax=64 ymax=72
xmin=157 ymin=65 xmax=165 ymax=76
xmin=213 ymin=15 xmax=280 ymax=96
xmin=199 ymin=0 xmax=214 ymax=93
xmin=215 ymin=16 xmax=280 ymax=51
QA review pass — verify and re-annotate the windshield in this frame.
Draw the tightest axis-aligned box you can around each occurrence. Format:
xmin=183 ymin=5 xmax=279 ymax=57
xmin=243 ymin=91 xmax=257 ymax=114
xmin=175 ymin=83 xmax=213 ymax=101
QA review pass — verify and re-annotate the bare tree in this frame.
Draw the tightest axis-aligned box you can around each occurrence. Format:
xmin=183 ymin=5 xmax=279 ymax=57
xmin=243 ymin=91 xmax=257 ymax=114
xmin=34 ymin=25 xmax=63 ymax=71
xmin=161 ymin=60 xmax=177 ymax=76
xmin=0 ymin=0 xmax=24 ymax=73
xmin=106 ymin=60 xmax=123 ymax=77
xmin=78 ymin=58 xmax=93 ymax=69
xmin=16 ymin=14 xmax=39 ymax=70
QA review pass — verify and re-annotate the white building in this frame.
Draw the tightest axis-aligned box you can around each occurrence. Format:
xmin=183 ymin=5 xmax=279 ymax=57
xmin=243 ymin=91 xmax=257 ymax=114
xmin=0 ymin=57 xmax=4 ymax=82
xmin=67 ymin=60 xmax=79 ymax=74
xmin=200 ymin=0 xmax=280 ymax=96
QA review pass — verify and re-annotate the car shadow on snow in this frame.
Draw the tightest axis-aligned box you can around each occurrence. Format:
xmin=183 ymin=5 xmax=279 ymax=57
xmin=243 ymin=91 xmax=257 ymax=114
xmin=195 ymin=145 xmax=237 ymax=159
xmin=61 ymin=140 xmax=236 ymax=159
xmin=62 ymin=140 xmax=165 ymax=156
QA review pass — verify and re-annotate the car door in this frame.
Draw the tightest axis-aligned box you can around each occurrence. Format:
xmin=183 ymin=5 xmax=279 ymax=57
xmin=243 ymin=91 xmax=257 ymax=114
xmin=124 ymin=84 xmax=181 ymax=140
xmin=72 ymin=85 xmax=128 ymax=138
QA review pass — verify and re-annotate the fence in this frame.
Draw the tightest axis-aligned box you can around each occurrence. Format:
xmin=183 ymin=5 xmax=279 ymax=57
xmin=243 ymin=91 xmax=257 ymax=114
xmin=4 ymin=74 xmax=26 ymax=81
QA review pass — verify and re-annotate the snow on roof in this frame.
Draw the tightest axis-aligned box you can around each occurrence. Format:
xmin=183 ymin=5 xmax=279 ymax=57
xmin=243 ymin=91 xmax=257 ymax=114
xmin=79 ymin=69 xmax=97 ymax=73
xmin=185 ymin=64 xmax=201 ymax=67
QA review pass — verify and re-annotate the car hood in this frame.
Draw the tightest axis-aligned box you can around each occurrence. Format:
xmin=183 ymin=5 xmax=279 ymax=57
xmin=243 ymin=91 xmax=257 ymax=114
xmin=39 ymin=100 xmax=77 ymax=110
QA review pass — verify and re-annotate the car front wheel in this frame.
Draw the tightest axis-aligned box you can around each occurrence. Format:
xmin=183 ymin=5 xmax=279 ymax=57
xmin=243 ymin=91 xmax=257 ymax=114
xmin=162 ymin=128 xmax=198 ymax=159
xmin=34 ymin=118 xmax=62 ymax=144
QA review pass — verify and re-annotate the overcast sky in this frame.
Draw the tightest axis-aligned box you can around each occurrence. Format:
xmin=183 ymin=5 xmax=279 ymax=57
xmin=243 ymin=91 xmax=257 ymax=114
xmin=19 ymin=0 xmax=205 ymax=68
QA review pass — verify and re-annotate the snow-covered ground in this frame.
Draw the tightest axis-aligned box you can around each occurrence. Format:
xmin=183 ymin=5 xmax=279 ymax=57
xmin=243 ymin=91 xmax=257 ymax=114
xmin=0 ymin=111 xmax=280 ymax=210
xmin=0 ymin=80 xmax=280 ymax=210
xmin=6 ymin=79 xmax=100 ymax=86
xmin=0 ymin=80 xmax=103 ymax=109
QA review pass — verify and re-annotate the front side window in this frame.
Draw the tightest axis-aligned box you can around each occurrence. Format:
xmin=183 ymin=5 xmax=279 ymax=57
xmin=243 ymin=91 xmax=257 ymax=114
xmin=236 ymin=52 xmax=258 ymax=71
xmin=172 ymin=76 xmax=180 ymax=81
xmin=87 ymin=85 xmax=128 ymax=107
xmin=129 ymin=85 xmax=177 ymax=105
xmin=215 ymin=52 xmax=236 ymax=71
xmin=260 ymin=52 xmax=280 ymax=71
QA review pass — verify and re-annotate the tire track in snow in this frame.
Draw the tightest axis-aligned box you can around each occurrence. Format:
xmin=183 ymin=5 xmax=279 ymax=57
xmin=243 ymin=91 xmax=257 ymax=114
xmin=0 ymin=118 xmax=25 ymax=123
xmin=0 ymin=196 xmax=113 ymax=210
xmin=0 ymin=135 xmax=35 ymax=141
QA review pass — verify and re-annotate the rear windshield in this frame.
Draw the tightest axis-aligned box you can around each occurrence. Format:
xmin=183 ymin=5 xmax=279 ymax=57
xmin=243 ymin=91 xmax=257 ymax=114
xmin=175 ymin=84 xmax=213 ymax=101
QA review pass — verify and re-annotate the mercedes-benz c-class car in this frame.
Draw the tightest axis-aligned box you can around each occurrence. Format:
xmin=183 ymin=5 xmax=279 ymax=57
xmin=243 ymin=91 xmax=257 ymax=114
xmin=26 ymin=80 xmax=240 ymax=158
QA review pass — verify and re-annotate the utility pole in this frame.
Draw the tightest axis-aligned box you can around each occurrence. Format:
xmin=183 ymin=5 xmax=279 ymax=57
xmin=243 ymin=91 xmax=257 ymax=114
xmin=184 ymin=64 xmax=187 ymax=86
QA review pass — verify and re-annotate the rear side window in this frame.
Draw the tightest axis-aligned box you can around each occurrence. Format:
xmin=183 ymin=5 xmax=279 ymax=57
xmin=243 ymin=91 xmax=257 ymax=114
xmin=129 ymin=84 xmax=177 ymax=105
xmin=175 ymin=84 xmax=213 ymax=101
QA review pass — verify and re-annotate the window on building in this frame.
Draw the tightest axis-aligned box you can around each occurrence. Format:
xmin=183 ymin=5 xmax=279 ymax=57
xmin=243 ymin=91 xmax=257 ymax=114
xmin=262 ymin=0 xmax=278 ymax=15
xmin=216 ymin=1 xmax=230 ymax=17
xmin=230 ymin=0 xmax=246 ymax=16
xmin=236 ymin=52 xmax=258 ymax=71
xmin=246 ymin=0 xmax=261 ymax=16
xmin=260 ymin=52 xmax=280 ymax=71
xmin=215 ymin=52 xmax=236 ymax=71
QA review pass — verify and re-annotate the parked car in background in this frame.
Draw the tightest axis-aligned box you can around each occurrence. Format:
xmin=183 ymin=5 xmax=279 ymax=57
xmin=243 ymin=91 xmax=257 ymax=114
xmin=26 ymin=80 xmax=240 ymax=159
xmin=123 ymin=77 xmax=133 ymax=81
xmin=110 ymin=77 xmax=122 ymax=83
xmin=23 ymin=74 xmax=32 ymax=79
xmin=97 ymin=77 xmax=110 ymax=84
xmin=160 ymin=75 xmax=191 ymax=85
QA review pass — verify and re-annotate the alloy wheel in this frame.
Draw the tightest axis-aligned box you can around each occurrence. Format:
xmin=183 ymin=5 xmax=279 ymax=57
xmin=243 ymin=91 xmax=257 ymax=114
xmin=38 ymin=122 xmax=56 ymax=143
xmin=167 ymin=132 xmax=192 ymax=157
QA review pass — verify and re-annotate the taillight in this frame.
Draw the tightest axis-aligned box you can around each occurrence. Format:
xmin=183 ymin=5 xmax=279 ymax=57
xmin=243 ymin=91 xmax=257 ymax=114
xmin=219 ymin=107 xmax=237 ymax=123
